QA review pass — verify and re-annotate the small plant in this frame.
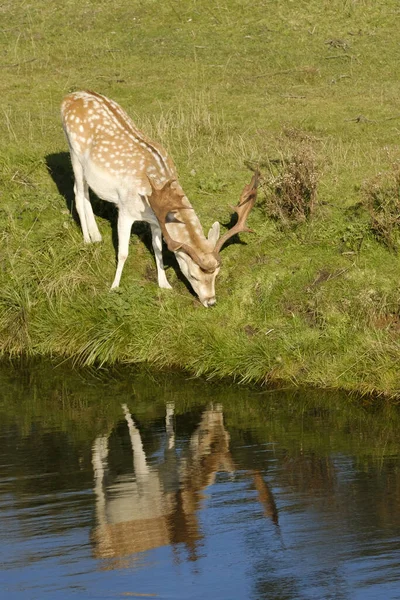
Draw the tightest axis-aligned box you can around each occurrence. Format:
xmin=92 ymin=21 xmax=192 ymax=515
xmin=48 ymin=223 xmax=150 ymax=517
xmin=341 ymin=222 xmax=366 ymax=255
xmin=197 ymin=173 xmax=228 ymax=194
xmin=261 ymin=145 xmax=318 ymax=226
xmin=99 ymin=288 xmax=135 ymax=322
xmin=362 ymin=164 xmax=400 ymax=252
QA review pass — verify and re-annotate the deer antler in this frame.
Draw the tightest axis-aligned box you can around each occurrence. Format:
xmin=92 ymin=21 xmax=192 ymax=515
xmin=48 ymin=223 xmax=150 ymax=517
xmin=147 ymin=178 xmax=219 ymax=273
xmin=213 ymin=170 xmax=259 ymax=255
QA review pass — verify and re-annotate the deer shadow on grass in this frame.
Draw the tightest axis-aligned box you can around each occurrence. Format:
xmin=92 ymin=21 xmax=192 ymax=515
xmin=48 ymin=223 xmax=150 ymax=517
xmin=45 ymin=152 xmax=195 ymax=296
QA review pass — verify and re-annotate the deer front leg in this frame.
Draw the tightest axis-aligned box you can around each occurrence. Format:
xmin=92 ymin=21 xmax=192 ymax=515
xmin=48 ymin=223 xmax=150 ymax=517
xmin=150 ymin=223 xmax=172 ymax=289
xmin=165 ymin=402 xmax=175 ymax=450
xmin=111 ymin=209 xmax=134 ymax=289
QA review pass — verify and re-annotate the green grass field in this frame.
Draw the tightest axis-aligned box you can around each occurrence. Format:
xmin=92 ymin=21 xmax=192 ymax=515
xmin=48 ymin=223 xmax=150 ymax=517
xmin=1 ymin=0 xmax=400 ymax=397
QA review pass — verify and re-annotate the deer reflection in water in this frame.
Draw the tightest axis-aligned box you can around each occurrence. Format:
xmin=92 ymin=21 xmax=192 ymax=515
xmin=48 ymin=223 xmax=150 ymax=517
xmin=91 ymin=403 xmax=278 ymax=568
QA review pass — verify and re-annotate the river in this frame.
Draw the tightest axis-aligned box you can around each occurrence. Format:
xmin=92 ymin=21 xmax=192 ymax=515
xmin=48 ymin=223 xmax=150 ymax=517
xmin=1 ymin=361 xmax=400 ymax=599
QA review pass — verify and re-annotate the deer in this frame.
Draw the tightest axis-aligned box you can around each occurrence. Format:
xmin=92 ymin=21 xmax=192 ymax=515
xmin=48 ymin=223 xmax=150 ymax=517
xmin=61 ymin=90 xmax=258 ymax=307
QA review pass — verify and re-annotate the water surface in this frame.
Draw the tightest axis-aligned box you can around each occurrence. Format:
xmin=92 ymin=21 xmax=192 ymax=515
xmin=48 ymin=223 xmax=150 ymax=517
xmin=1 ymin=363 xmax=400 ymax=599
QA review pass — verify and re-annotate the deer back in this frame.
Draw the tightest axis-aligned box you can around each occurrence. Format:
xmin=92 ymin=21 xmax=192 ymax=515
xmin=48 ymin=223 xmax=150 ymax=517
xmin=61 ymin=90 xmax=177 ymax=196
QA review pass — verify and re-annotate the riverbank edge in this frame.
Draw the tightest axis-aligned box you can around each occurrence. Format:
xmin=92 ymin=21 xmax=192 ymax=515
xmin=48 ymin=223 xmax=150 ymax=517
xmin=1 ymin=345 xmax=396 ymax=403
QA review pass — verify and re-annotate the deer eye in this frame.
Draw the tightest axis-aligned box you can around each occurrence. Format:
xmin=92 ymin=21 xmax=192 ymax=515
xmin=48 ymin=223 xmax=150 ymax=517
xmin=200 ymin=268 xmax=215 ymax=275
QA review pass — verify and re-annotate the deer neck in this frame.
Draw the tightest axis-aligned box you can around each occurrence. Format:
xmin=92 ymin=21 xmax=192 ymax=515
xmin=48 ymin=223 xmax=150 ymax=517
xmin=166 ymin=202 xmax=213 ymax=257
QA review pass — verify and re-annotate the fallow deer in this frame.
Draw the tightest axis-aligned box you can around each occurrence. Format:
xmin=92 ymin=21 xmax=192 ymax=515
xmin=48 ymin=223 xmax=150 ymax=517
xmin=61 ymin=90 xmax=258 ymax=307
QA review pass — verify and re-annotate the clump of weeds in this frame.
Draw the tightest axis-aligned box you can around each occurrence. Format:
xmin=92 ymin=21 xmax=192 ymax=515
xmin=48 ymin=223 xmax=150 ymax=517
xmin=260 ymin=145 xmax=319 ymax=227
xmin=361 ymin=163 xmax=400 ymax=252
xmin=340 ymin=218 xmax=368 ymax=255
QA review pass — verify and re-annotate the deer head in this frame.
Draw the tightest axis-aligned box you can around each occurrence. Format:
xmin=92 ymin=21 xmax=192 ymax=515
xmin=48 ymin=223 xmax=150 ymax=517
xmin=147 ymin=171 xmax=259 ymax=307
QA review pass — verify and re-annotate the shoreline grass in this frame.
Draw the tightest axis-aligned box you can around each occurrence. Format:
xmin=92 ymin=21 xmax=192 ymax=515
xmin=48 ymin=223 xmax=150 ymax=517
xmin=2 ymin=357 xmax=400 ymax=456
xmin=1 ymin=1 xmax=400 ymax=398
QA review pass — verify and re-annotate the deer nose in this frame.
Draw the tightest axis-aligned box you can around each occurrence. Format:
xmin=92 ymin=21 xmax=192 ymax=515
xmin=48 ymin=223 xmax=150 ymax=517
xmin=204 ymin=297 xmax=216 ymax=307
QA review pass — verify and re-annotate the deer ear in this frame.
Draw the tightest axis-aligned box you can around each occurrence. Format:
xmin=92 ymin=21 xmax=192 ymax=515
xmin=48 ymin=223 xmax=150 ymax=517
xmin=207 ymin=221 xmax=220 ymax=246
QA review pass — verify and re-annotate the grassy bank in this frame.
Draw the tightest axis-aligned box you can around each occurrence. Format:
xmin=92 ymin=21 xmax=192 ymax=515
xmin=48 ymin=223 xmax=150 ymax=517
xmin=1 ymin=0 xmax=400 ymax=397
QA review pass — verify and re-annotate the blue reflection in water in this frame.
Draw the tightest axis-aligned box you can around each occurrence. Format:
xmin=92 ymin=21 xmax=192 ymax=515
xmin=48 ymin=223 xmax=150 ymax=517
xmin=1 ymin=373 xmax=400 ymax=600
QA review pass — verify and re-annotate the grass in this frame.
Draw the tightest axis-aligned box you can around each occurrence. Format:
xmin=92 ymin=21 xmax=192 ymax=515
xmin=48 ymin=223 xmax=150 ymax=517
xmin=1 ymin=0 xmax=400 ymax=397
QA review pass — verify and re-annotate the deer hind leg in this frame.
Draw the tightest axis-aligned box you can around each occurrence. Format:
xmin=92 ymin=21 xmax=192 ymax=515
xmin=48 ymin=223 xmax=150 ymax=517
xmin=150 ymin=223 xmax=172 ymax=290
xmin=70 ymin=151 xmax=102 ymax=243
xmin=122 ymin=404 xmax=150 ymax=478
xmin=83 ymin=191 xmax=102 ymax=243
xmin=111 ymin=209 xmax=134 ymax=289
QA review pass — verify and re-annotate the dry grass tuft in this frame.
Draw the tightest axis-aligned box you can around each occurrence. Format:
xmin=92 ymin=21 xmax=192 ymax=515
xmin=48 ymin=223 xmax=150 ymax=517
xmin=362 ymin=163 xmax=400 ymax=252
xmin=261 ymin=145 xmax=319 ymax=226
